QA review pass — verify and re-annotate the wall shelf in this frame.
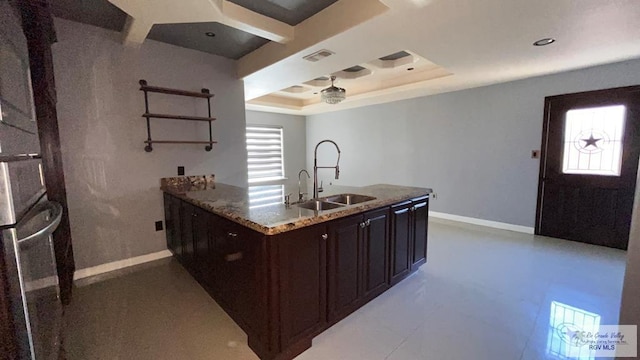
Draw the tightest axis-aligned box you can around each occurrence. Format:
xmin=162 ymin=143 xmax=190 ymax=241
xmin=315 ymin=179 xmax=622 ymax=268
xmin=139 ymin=79 xmax=216 ymax=152
xmin=142 ymin=113 xmax=216 ymax=122
xmin=139 ymin=83 xmax=214 ymax=99
xmin=144 ymin=140 xmax=218 ymax=145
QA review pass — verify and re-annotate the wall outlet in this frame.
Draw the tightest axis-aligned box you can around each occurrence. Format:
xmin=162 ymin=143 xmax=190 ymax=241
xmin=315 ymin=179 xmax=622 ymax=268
xmin=431 ymin=193 xmax=438 ymax=200
xmin=155 ymin=221 xmax=163 ymax=231
xmin=178 ymin=166 xmax=185 ymax=176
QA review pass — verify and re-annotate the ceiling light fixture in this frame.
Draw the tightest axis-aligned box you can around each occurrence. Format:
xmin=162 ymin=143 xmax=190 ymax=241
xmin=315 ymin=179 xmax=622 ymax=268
xmin=533 ymin=38 xmax=555 ymax=46
xmin=321 ymin=76 xmax=346 ymax=104
xmin=205 ymin=32 xmax=216 ymax=37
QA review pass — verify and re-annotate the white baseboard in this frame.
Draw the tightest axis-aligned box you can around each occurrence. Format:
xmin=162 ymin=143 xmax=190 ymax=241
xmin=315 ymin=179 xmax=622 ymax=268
xmin=73 ymin=250 xmax=173 ymax=281
xmin=429 ymin=211 xmax=535 ymax=234
xmin=24 ymin=276 xmax=58 ymax=292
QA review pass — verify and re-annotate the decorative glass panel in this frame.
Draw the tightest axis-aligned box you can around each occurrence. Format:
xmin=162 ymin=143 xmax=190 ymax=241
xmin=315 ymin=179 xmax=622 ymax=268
xmin=562 ymin=105 xmax=626 ymax=176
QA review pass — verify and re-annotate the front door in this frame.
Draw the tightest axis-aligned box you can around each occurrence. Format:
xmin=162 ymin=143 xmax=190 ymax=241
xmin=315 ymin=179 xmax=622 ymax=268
xmin=536 ymin=86 xmax=640 ymax=250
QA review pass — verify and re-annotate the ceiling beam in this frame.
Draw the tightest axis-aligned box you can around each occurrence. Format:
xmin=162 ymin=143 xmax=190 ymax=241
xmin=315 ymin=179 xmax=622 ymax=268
xmin=121 ymin=16 xmax=153 ymax=46
xmin=238 ymin=0 xmax=389 ymax=79
xmin=107 ymin=0 xmax=294 ymax=46
xmin=219 ymin=1 xmax=294 ymax=44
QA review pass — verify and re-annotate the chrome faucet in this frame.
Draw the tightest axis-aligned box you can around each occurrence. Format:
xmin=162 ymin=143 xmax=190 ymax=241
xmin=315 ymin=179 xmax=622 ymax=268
xmin=313 ymin=140 xmax=341 ymax=199
xmin=298 ymin=169 xmax=310 ymax=202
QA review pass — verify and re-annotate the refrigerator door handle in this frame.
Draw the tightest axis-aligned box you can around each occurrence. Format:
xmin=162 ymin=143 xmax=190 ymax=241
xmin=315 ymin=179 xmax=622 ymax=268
xmin=17 ymin=202 xmax=62 ymax=245
xmin=0 ymin=154 xmax=42 ymax=163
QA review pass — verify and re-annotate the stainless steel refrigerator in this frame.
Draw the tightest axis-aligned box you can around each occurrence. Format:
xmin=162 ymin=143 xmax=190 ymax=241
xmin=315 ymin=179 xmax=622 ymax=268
xmin=0 ymin=2 xmax=63 ymax=359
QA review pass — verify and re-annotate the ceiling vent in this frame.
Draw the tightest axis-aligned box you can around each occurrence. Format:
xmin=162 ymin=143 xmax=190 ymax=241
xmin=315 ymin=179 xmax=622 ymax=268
xmin=343 ymin=65 xmax=366 ymax=73
xmin=303 ymin=49 xmax=335 ymax=62
xmin=379 ymin=51 xmax=411 ymax=61
xmin=282 ymin=85 xmax=308 ymax=93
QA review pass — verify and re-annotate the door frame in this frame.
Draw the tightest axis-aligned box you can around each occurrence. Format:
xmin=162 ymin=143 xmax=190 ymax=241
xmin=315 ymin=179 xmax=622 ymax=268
xmin=535 ymin=85 xmax=640 ymax=235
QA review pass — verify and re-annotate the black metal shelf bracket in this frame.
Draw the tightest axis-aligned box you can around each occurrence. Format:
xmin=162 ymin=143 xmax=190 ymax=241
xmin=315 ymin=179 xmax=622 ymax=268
xmin=139 ymin=79 xmax=215 ymax=152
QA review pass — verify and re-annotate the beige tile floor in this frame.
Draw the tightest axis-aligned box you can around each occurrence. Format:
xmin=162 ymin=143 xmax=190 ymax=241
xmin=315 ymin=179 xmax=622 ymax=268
xmin=63 ymin=219 xmax=627 ymax=360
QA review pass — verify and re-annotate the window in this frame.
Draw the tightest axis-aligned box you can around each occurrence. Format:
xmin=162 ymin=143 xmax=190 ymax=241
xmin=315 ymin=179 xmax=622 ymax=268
xmin=562 ymin=105 xmax=626 ymax=176
xmin=246 ymin=125 xmax=285 ymax=183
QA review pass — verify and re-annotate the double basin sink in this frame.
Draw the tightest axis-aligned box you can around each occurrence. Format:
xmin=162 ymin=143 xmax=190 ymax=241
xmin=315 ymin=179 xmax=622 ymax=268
xmin=297 ymin=193 xmax=377 ymax=211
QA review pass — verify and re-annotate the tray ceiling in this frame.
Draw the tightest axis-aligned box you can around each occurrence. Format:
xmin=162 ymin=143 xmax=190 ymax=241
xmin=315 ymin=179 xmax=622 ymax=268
xmin=51 ymin=0 xmax=127 ymax=32
xmin=51 ymin=0 xmax=296 ymax=60
xmin=227 ymin=0 xmax=338 ymax=25
xmin=147 ymin=22 xmax=269 ymax=60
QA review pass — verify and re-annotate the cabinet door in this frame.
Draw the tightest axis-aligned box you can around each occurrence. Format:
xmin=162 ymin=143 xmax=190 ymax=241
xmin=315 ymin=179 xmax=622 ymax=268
xmin=180 ymin=202 xmax=195 ymax=268
xmin=327 ymin=215 xmax=363 ymax=322
xmin=193 ymin=207 xmax=211 ymax=277
xmin=169 ymin=196 xmax=183 ymax=258
xmin=362 ymin=208 xmax=389 ymax=301
xmin=163 ymin=193 xmax=173 ymax=252
xmin=210 ymin=217 xmax=238 ymax=308
xmin=390 ymin=201 xmax=412 ymax=285
xmin=225 ymin=222 xmax=268 ymax=343
xmin=229 ymin=229 xmax=262 ymax=330
xmin=278 ymin=224 xmax=327 ymax=348
xmin=411 ymin=197 xmax=429 ymax=271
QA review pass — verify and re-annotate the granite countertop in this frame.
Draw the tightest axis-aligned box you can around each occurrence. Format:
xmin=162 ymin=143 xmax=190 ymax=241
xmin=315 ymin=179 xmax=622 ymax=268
xmin=162 ymin=182 xmax=432 ymax=235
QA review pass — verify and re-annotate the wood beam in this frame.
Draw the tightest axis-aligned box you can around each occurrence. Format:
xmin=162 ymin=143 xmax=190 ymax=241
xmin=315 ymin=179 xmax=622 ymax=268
xmin=19 ymin=0 xmax=75 ymax=305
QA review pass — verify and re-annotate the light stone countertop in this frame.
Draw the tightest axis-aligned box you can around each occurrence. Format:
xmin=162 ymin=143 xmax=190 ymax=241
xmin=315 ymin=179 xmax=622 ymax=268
xmin=162 ymin=182 xmax=432 ymax=235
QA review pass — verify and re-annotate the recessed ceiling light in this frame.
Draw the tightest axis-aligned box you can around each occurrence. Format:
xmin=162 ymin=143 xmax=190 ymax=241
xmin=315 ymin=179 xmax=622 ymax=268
xmin=407 ymin=67 xmax=415 ymax=71
xmin=205 ymin=32 xmax=216 ymax=37
xmin=533 ymin=38 xmax=555 ymax=46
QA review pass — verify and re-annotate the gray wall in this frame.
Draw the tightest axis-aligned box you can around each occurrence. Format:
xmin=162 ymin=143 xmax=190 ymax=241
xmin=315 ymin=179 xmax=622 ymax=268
xmin=52 ymin=18 xmax=248 ymax=269
xmin=307 ymin=59 xmax=640 ymax=227
xmin=245 ymin=111 xmax=307 ymax=181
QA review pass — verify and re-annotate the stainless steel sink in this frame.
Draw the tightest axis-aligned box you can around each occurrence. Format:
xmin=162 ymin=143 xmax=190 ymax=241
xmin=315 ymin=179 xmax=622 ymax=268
xmin=298 ymin=200 xmax=344 ymax=211
xmin=324 ymin=193 xmax=377 ymax=205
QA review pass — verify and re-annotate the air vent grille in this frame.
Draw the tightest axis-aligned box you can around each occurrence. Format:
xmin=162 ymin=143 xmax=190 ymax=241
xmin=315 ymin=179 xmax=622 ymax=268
xmin=303 ymin=49 xmax=335 ymax=62
xmin=343 ymin=65 xmax=366 ymax=73
xmin=379 ymin=51 xmax=411 ymax=61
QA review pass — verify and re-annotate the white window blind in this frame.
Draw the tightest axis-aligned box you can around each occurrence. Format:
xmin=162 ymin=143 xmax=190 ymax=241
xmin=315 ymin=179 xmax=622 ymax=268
xmin=246 ymin=125 xmax=285 ymax=183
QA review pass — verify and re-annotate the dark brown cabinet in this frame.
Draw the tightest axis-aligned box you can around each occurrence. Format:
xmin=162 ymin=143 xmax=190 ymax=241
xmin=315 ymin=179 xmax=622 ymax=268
xmin=204 ymin=214 xmax=267 ymax=344
xmin=390 ymin=196 xmax=430 ymax=283
xmin=390 ymin=201 xmax=412 ymax=285
xmin=164 ymin=193 xmax=183 ymax=258
xmin=193 ymin=207 xmax=211 ymax=277
xmin=361 ymin=208 xmax=390 ymax=301
xmin=163 ymin=192 xmax=428 ymax=360
xmin=277 ymin=224 xmax=327 ymax=350
xmin=327 ymin=208 xmax=389 ymax=322
xmin=327 ymin=215 xmax=362 ymax=322
xmin=411 ymin=197 xmax=429 ymax=271
xmin=163 ymin=195 xmax=267 ymax=346
xmin=180 ymin=202 xmax=196 ymax=268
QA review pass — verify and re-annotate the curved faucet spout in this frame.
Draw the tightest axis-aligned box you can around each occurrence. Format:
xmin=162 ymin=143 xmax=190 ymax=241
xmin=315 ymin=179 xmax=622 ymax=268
xmin=298 ymin=169 xmax=310 ymax=179
xmin=313 ymin=140 xmax=342 ymax=199
xmin=297 ymin=169 xmax=311 ymax=202
xmin=314 ymin=139 xmax=341 ymax=156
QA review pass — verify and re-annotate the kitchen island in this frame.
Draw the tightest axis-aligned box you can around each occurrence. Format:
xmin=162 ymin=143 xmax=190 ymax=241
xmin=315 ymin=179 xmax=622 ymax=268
xmin=162 ymin=177 xmax=432 ymax=360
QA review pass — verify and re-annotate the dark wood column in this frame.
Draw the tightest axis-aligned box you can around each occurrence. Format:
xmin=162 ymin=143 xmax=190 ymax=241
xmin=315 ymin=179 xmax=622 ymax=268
xmin=17 ymin=0 xmax=75 ymax=304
